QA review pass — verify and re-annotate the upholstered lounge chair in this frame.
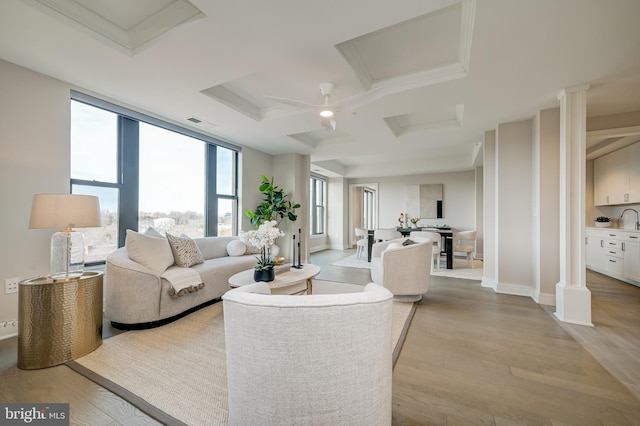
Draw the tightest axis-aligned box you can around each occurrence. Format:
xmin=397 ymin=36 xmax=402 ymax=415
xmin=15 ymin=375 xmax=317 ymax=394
xmin=370 ymin=237 xmax=432 ymax=302
xmin=223 ymin=282 xmax=393 ymax=426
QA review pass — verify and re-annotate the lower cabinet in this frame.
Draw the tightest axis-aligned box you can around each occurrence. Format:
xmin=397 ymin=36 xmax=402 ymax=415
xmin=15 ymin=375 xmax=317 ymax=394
xmin=623 ymin=239 xmax=640 ymax=281
xmin=586 ymin=228 xmax=640 ymax=286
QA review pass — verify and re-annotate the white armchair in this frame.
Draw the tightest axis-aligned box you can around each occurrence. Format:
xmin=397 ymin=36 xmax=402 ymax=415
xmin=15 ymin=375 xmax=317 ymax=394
xmin=222 ymin=282 xmax=393 ymax=426
xmin=370 ymin=237 xmax=432 ymax=302
xmin=410 ymin=230 xmax=442 ymax=271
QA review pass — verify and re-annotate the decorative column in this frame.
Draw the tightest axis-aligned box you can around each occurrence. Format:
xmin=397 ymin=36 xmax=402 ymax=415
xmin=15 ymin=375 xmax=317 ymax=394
xmin=555 ymin=85 xmax=593 ymax=326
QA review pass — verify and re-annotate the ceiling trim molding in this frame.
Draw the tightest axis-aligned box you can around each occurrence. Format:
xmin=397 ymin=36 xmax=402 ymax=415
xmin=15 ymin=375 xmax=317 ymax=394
xmin=337 ymin=0 xmax=476 ymax=96
xmin=201 ymin=85 xmax=263 ymax=121
xmin=334 ymin=40 xmax=374 ymax=90
xmin=458 ymin=0 xmax=476 ymax=72
xmin=288 ymin=133 xmax=317 ymax=148
xmin=385 ymin=104 xmax=464 ymax=137
xmin=372 ymin=62 xmax=467 ymax=94
xmin=19 ymin=0 xmax=205 ymax=55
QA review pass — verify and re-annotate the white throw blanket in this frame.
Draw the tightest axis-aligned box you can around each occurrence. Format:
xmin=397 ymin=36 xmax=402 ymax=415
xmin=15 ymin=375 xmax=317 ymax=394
xmin=161 ymin=266 xmax=205 ymax=298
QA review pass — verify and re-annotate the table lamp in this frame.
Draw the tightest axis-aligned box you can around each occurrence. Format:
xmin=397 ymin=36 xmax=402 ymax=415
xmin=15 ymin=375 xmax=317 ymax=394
xmin=29 ymin=194 xmax=101 ymax=281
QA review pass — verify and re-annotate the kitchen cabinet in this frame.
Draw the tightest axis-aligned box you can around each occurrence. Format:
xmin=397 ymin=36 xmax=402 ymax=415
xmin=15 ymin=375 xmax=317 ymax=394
xmin=623 ymin=236 xmax=640 ymax=281
xmin=586 ymin=234 xmax=606 ymax=270
xmin=594 ymin=141 xmax=640 ymax=206
xmin=586 ymin=228 xmax=640 ymax=287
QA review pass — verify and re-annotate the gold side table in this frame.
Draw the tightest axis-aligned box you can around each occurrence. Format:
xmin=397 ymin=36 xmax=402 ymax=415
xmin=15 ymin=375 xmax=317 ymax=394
xmin=18 ymin=271 xmax=103 ymax=369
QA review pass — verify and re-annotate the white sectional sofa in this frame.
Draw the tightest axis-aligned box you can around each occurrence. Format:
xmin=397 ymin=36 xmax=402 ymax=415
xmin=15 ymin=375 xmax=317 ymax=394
xmin=106 ymin=232 xmax=257 ymax=329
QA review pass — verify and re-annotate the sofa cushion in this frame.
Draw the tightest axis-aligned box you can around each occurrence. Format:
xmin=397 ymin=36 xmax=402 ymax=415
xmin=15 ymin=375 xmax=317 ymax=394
xmin=144 ymin=226 xmax=164 ymax=237
xmin=226 ymin=240 xmax=247 ymax=256
xmin=125 ymin=229 xmax=175 ymax=274
xmin=167 ymin=234 xmax=205 ymax=267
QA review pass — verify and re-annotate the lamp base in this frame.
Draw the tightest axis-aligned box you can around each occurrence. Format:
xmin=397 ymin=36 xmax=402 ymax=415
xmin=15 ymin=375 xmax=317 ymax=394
xmin=50 ymin=230 xmax=85 ymax=281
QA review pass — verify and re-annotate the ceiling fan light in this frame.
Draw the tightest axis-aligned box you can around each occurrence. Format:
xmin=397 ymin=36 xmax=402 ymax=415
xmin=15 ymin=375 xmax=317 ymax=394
xmin=320 ymin=109 xmax=334 ymax=118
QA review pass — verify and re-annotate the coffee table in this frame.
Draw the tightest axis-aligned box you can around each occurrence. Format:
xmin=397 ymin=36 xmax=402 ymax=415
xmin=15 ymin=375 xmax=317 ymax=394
xmin=228 ymin=264 xmax=321 ymax=295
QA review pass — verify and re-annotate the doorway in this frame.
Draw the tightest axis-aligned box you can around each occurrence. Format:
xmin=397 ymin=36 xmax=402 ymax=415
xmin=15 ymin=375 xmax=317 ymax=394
xmin=348 ymin=183 xmax=378 ymax=247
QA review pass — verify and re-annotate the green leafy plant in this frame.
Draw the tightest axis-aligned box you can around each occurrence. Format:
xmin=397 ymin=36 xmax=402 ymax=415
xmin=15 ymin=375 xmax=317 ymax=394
xmin=594 ymin=216 xmax=611 ymax=222
xmin=246 ymin=175 xmax=301 ymax=227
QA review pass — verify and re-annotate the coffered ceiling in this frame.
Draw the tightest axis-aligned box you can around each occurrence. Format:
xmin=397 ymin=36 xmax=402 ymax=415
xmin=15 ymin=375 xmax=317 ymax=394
xmin=1 ymin=0 xmax=640 ymax=178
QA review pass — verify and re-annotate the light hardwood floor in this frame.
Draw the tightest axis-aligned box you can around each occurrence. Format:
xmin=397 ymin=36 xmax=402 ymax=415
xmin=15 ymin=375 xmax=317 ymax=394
xmin=1 ymin=251 xmax=638 ymax=425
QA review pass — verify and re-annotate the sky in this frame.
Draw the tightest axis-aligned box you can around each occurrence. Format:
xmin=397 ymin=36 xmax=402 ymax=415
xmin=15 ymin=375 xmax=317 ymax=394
xmin=70 ymin=101 xmax=234 ymax=215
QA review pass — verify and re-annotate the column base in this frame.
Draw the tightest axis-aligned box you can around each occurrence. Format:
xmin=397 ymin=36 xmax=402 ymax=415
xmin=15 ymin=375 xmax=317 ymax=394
xmin=554 ymin=282 xmax=593 ymax=326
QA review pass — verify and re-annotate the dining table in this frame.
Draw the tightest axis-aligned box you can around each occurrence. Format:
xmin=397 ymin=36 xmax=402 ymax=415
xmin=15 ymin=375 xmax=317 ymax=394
xmin=367 ymin=227 xmax=454 ymax=269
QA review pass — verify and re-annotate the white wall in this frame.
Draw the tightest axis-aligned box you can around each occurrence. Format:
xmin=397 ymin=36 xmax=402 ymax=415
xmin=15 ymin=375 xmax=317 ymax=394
xmin=239 ymin=147 xmax=273 ymax=233
xmin=533 ymin=108 xmax=561 ymax=305
xmin=0 ymin=60 xmax=72 ymax=323
xmin=475 ymin=166 xmax=484 ymax=259
xmin=274 ymin=154 xmax=310 ymax=262
xmin=495 ymin=119 xmax=533 ymax=296
xmin=482 ymin=130 xmax=497 ymax=289
xmin=350 ymin=170 xmax=477 ymax=231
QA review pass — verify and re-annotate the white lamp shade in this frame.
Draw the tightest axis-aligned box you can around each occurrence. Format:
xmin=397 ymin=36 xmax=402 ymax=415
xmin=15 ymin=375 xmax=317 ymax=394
xmin=29 ymin=194 xmax=101 ymax=229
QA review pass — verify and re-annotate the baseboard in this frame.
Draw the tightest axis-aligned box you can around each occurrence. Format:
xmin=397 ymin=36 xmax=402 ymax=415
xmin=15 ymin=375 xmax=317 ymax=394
xmin=481 ymin=277 xmax=497 ymax=289
xmin=0 ymin=320 xmax=18 ymax=341
xmin=533 ymin=290 xmax=556 ymax=306
xmin=495 ymin=282 xmax=533 ymax=298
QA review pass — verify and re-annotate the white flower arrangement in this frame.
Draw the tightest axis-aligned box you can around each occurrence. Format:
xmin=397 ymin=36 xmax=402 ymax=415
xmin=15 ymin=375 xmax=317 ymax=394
xmin=241 ymin=220 xmax=284 ymax=248
xmin=241 ymin=220 xmax=284 ymax=270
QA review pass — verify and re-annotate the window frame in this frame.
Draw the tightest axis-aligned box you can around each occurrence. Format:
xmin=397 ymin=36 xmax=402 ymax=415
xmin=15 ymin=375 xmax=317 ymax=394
xmin=70 ymin=91 xmax=240 ymax=263
xmin=310 ymin=175 xmax=327 ymax=236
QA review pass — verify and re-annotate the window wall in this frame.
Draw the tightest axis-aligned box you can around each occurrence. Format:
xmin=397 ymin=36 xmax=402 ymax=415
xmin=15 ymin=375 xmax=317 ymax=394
xmin=310 ymin=175 xmax=326 ymax=235
xmin=70 ymin=92 xmax=239 ymax=263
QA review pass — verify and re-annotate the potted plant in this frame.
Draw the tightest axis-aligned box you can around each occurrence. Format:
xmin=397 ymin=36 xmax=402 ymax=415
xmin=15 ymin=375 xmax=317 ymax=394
xmin=410 ymin=217 xmax=420 ymax=228
xmin=594 ymin=216 xmax=612 ymax=228
xmin=241 ymin=220 xmax=284 ymax=282
xmin=246 ymin=175 xmax=300 ymax=228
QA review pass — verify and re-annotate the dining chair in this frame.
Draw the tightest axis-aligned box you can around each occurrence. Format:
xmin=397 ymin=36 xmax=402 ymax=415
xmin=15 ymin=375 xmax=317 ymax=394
xmin=373 ymin=228 xmax=402 ymax=242
xmin=453 ymin=230 xmax=476 ymax=268
xmin=410 ymin=231 xmax=442 ymax=271
xmin=355 ymin=227 xmax=369 ymax=259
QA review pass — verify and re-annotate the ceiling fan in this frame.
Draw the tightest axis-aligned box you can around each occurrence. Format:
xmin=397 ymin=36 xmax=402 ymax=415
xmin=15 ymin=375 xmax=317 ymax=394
xmin=265 ymin=82 xmax=380 ymax=131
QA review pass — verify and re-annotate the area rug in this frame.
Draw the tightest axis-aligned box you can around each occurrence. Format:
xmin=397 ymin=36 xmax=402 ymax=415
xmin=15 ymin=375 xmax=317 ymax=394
xmin=331 ymin=254 xmax=371 ymax=269
xmin=332 ymin=254 xmax=484 ymax=281
xmin=67 ymin=280 xmax=416 ymax=426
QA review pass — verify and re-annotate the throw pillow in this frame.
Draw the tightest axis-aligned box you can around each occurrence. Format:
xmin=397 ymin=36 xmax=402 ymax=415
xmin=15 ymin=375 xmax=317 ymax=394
xmin=144 ymin=226 xmax=164 ymax=238
xmin=125 ymin=229 xmax=175 ymax=274
xmin=166 ymin=234 xmax=205 ymax=267
xmin=402 ymin=238 xmax=416 ymax=246
xmin=226 ymin=240 xmax=247 ymax=257
xmin=245 ymin=243 xmax=262 ymax=254
xmin=386 ymin=242 xmax=402 ymax=250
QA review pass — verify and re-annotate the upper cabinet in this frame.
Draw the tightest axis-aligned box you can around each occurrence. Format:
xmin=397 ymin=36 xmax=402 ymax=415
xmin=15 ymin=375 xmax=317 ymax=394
xmin=594 ymin=141 xmax=640 ymax=206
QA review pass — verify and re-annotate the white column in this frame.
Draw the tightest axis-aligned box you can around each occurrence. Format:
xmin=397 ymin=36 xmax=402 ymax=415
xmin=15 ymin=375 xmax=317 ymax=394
xmin=555 ymin=85 xmax=593 ymax=326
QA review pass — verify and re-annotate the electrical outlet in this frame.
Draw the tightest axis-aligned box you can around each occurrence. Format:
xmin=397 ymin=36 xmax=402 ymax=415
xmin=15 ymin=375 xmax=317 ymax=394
xmin=5 ymin=278 xmax=19 ymax=294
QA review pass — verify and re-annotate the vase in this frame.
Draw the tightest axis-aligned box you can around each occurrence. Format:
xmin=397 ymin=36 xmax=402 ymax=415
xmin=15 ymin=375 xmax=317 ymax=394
xmin=254 ymin=268 xmax=275 ymax=282
xmin=594 ymin=221 xmax=612 ymax=228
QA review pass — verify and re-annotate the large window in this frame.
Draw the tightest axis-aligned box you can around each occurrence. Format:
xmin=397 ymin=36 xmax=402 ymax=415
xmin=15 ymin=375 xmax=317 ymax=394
xmin=70 ymin=91 xmax=239 ymax=263
xmin=138 ymin=123 xmax=205 ymax=237
xmin=310 ymin=175 xmax=326 ymax=235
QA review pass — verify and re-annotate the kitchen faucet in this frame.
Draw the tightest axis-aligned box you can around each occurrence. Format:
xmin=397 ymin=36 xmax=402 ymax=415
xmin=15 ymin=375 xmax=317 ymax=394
xmin=619 ymin=208 xmax=640 ymax=230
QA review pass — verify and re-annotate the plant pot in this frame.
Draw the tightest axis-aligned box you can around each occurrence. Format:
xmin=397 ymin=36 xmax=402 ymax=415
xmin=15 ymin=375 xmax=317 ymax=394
xmin=594 ymin=221 xmax=612 ymax=228
xmin=254 ymin=268 xmax=275 ymax=282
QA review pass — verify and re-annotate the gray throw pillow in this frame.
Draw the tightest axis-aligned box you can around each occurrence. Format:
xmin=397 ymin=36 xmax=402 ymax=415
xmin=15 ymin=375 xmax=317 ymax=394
xmin=167 ymin=234 xmax=205 ymax=267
